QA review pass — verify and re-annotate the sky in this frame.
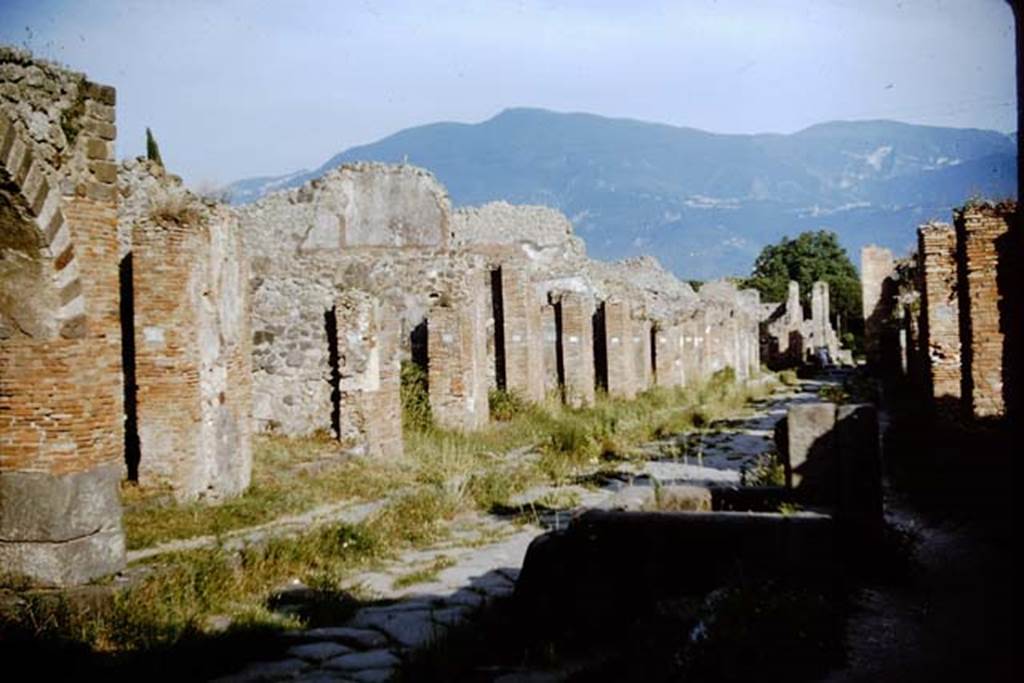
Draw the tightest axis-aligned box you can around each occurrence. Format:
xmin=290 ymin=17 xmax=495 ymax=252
xmin=0 ymin=0 xmax=1016 ymax=186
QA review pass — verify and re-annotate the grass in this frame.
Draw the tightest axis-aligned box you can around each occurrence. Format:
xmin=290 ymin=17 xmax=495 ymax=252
xmin=0 ymin=486 xmax=462 ymax=678
xmin=392 ymin=555 xmax=458 ymax=590
xmin=124 ymin=367 xmax=775 ymax=551
xmin=5 ymin=366 xmax=780 ymax=678
xmin=122 ymin=434 xmax=409 ymax=550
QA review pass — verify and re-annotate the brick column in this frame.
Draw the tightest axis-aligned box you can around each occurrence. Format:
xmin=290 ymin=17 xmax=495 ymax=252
xmin=541 ymin=301 xmax=559 ymax=396
xmin=918 ymin=224 xmax=962 ymax=416
xmin=336 ymin=292 xmax=402 ymax=458
xmin=557 ymin=292 xmax=596 ymax=407
xmin=428 ymin=271 xmax=490 ymax=430
xmin=603 ymin=299 xmax=636 ymax=399
xmin=654 ymin=323 xmax=684 ymax=388
xmin=631 ymin=317 xmax=653 ymax=393
xmin=498 ymin=265 xmax=545 ymax=403
xmin=132 ymin=205 xmax=253 ymax=502
xmin=955 ymin=204 xmax=1014 ymax=419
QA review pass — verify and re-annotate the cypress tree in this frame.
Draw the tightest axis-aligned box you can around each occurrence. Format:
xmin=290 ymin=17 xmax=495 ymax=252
xmin=145 ymin=127 xmax=163 ymax=166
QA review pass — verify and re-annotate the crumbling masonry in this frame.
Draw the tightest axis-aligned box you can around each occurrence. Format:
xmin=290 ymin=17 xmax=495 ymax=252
xmin=4 ymin=49 xmax=770 ymax=586
xmin=863 ymin=202 xmax=1019 ymax=423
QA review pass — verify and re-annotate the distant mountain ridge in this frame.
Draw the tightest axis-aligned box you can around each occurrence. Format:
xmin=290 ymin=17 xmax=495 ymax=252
xmin=226 ymin=108 xmax=1016 ymax=279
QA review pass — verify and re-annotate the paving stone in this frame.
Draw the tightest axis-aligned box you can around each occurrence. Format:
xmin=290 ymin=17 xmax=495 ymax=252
xmin=350 ymin=608 xmax=442 ymax=649
xmin=325 ymin=649 xmax=401 ymax=672
xmin=293 ymin=627 xmax=390 ymax=649
xmin=287 ymin=641 xmax=353 ymax=663
xmin=214 ymin=658 xmax=309 ymax=682
xmin=443 ymin=587 xmax=486 ymax=609
xmin=347 ymin=669 xmax=395 ymax=683
xmin=431 ymin=605 xmax=472 ymax=628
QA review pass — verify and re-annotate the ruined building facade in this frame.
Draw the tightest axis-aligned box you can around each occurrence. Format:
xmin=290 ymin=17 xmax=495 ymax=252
xmin=862 ymin=202 xmax=1019 ymax=423
xmin=3 ymin=49 xmax=766 ymax=587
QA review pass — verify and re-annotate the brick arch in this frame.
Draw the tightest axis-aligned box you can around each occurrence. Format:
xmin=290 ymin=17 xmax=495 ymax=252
xmin=0 ymin=110 xmax=86 ymax=338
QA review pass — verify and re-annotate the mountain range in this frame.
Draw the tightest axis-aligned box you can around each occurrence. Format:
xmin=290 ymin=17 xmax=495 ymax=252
xmin=226 ymin=108 xmax=1017 ymax=280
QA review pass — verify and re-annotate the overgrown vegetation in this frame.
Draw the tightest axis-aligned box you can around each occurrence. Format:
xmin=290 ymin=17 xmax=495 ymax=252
xmin=3 ymin=367 xmax=779 ymax=678
xmin=400 ymin=360 xmax=432 ymax=431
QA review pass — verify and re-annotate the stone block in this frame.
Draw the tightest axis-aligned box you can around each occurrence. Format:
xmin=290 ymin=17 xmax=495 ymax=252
xmin=781 ymin=402 xmax=837 ymax=500
xmin=0 ymin=463 xmax=126 ymax=586
xmin=835 ymin=404 xmax=883 ymax=536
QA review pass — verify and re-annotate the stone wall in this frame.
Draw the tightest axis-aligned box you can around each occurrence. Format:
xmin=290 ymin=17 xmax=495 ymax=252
xmin=120 ymin=160 xmax=252 ymax=501
xmin=918 ymin=223 xmax=961 ymax=414
xmin=0 ymin=48 xmax=125 ymax=585
xmin=955 ymin=204 xmax=1014 ymax=419
xmin=240 ymin=164 xmax=483 ymax=449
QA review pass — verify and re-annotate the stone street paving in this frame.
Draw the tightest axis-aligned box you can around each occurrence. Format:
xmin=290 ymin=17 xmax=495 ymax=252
xmin=212 ymin=382 xmax=824 ymax=683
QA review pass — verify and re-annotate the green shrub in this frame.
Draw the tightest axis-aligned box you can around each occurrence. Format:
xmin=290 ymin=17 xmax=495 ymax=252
xmin=400 ymin=361 xmax=432 ymax=431
xmin=489 ymin=389 xmax=528 ymax=421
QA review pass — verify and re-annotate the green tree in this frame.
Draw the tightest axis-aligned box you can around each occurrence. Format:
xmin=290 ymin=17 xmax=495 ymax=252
xmin=742 ymin=230 xmax=863 ymax=340
xmin=146 ymin=127 xmax=163 ymax=166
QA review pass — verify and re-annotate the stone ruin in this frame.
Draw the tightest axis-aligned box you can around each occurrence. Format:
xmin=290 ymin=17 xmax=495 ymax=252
xmin=2 ymin=49 xmax=766 ymax=586
xmin=759 ymin=278 xmax=844 ymax=369
xmin=862 ymin=201 xmax=1019 ymax=422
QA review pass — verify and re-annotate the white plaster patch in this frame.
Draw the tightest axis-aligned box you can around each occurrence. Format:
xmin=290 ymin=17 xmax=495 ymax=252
xmin=143 ymin=326 xmax=165 ymax=344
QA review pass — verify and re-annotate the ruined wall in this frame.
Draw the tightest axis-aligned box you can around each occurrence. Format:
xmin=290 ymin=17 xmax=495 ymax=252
xmin=918 ymin=223 xmax=961 ymax=413
xmin=861 ymin=245 xmax=896 ymax=368
xmin=121 ymin=160 xmax=252 ymax=501
xmin=428 ymin=270 xmax=490 ymax=430
xmin=0 ymin=48 xmax=124 ymax=584
xmin=240 ymin=164 xmax=481 ymax=445
xmin=955 ymin=204 xmax=1014 ymax=419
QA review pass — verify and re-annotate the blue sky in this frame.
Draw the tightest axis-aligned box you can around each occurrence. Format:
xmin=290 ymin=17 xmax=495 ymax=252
xmin=0 ymin=0 xmax=1015 ymax=185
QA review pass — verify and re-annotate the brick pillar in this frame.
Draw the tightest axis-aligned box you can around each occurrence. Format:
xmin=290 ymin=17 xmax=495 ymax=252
xmin=955 ymin=204 xmax=1013 ymax=419
xmin=0 ymin=69 xmax=126 ymax=585
xmin=336 ymin=292 xmax=403 ymax=458
xmin=861 ymin=245 xmax=895 ymax=368
xmin=632 ymin=317 xmax=653 ymax=393
xmin=603 ymin=299 xmax=635 ymax=399
xmin=541 ymin=301 xmax=559 ymax=396
xmin=921 ymin=224 xmax=958 ymax=413
xmin=428 ymin=271 xmax=490 ymax=430
xmin=654 ymin=323 xmax=684 ymax=388
xmin=557 ymin=292 xmax=596 ymax=407
xmin=132 ymin=206 xmax=253 ymax=502
xmin=680 ymin=313 xmax=704 ymax=385
xmin=498 ymin=265 xmax=545 ymax=403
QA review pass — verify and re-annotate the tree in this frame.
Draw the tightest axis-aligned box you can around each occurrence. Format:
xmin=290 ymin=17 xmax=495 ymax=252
xmin=742 ymin=230 xmax=863 ymax=341
xmin=146 ymin=127 xmax=163 ymax=166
